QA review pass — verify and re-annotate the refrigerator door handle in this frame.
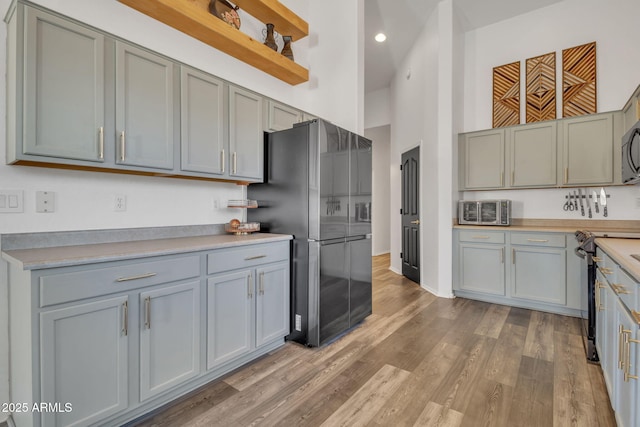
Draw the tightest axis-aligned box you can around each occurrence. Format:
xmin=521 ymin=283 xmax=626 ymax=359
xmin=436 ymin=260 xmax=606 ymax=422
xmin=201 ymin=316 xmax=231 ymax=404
xmin=346 ymin=234 xmax=372 ymax=242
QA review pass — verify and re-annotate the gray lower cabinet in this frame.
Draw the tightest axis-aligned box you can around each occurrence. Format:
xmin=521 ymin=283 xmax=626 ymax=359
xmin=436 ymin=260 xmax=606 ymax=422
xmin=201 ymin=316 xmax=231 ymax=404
xmin=180 ymin=66 xmax=225 ymax=175
xmin=40 ymin=295 xmax=129 ymax=427
xmin=207 ymin=269 xmax=253 ymax=369
xmin=511 ymin=233 xmax=567 ymax=305
xmin=7 ymin=239 xmax=290 ymax=427
xmin=595 ymin=246 xmax=640 ymax=427
xmin=13 ymin=5 xmax=106 ymax=163
xmin=115 ymin=41 xmax=176 ymax=170
xmin=206 ymin=248 xmax=290 ymax=370
xmin=454 ymin=229 xmax=580 ymax=316
xmin=229 ymin=85 xmax=264 ymax=181
xmin=139 ymin=280 xmax=201 ymax=402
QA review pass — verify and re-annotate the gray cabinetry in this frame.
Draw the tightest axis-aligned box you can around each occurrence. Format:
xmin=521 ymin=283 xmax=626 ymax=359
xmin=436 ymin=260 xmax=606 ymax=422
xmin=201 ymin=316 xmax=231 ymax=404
xmin=508 ymin=122 xmax=557 ymax=187
xmin=229 ymin=85 xmax=264 ymax=181
xmin=614 ymin=299 xmax=638 ymax=427
xmin=265 ymin=99 xmax=302 ymax=132
xmin=511 ymin=233 xmax=566 ymax=305
xmin=456 ymin=231 xmax=505 ymax=296
xmin=139 ymin=280 xmax=201 ymax=402
xmin=40 ymin=295 xmax=129 ymax=427
xmin=18 ymin=6 xmax=105 ymax=162
xmin=560 ymin=112 xmax=615 ymax=186
xmin=115 ymin=41 xmax=176 ymax=170
xmin=180 ymin=66 xmax=225 ymax=175
xmin=460 ymin=129 xmax=505 ymax=189
xmin=206 ymin=242 xmax=290 ymax=368
xmin=454 ymin=229 xmax=580 ymax=316
xmin=206 ymin=270 xmax=253 ymax=369
xmin=622 ymin=84 xmax=640 ymax=135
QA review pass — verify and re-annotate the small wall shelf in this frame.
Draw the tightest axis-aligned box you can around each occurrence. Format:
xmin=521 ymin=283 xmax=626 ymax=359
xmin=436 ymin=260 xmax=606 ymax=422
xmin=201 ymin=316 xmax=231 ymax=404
xmin=118 ymin=0 xmax=309 ymax=85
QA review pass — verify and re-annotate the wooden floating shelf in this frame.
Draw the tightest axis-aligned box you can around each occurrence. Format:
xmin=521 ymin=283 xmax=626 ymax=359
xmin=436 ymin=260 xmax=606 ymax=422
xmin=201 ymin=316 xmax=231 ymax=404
xmin=232 ymin=0 xmax=308 ymax=41
xmin=118 ymin=0 xmax=309 ymax=85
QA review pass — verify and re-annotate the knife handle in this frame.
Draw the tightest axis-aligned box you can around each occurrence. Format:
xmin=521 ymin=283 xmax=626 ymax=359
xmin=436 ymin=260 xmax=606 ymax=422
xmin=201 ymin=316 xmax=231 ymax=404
xmin=604 ymin=206 xmax=608 ymax=217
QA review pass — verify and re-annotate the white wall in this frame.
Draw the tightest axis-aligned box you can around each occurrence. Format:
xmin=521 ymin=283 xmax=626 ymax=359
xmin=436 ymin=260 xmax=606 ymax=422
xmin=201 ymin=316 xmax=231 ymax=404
xmin=0 ymin=0 xmax=363 ymax=419
xmin=365 ymin=125 xmax=390 ymax=255
xmin=461 ymin=0 xmax=640 ymax=221
xmin=364 ymin=87 xmax=391 ymax=129
xmin=463 ymin=0 xmax=640 ymax=131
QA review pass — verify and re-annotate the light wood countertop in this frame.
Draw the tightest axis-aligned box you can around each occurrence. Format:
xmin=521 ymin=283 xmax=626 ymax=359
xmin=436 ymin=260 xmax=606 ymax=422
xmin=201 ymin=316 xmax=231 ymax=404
xmin=595 ymin=238 xmax=640 ymax=282
xmin=2 ymin=233 xmax=292 ymax=270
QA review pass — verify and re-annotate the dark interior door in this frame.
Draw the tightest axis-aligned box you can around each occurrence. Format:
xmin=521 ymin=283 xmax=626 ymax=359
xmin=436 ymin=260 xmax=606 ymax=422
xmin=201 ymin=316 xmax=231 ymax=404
xmin=401 ymin=147 xmax=420 ymax=283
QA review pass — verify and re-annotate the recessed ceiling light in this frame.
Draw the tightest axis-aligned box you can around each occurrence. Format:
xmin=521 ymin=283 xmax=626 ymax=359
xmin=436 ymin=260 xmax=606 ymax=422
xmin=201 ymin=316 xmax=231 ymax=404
xmin=374 ymin=33 xmax=387 ymax=43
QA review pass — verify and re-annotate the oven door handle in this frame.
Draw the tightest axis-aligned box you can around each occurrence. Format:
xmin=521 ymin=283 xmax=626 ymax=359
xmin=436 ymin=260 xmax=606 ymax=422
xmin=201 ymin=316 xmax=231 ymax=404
xmin=574 ymin=246 xmax=587 ymax=259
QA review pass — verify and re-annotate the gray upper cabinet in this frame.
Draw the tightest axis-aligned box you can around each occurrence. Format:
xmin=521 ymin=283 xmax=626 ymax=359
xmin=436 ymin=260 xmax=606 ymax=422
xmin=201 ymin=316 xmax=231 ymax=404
xmin=460 ymin=129 xmax=505 ymax=189
xmin=229 ymin=85 xmax=264 ymax=181
xmin=115 ymin=42 xmax=175 ymax=170
xmin=266 ymin=99 xmax=303 ymax=132
xmin=180 ymin=66 xmax=225 ymax=175
xmin=508 ymin=121 xmax=557 ymax=187
xmin=22 ymin=7 xmax=105 ymax=162
xmin=560 ymin=112 xmax=615 ymax=186
xmin=622 ymin=84 xmax=640 ymax=135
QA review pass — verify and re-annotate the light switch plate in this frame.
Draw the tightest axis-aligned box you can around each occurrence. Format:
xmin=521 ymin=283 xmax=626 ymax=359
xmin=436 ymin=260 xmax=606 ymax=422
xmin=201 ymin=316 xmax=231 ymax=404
xmin=0 ymin=190 xmax=23 ymax=213
xmin=36 ymin=191 xmax=55 ymax=213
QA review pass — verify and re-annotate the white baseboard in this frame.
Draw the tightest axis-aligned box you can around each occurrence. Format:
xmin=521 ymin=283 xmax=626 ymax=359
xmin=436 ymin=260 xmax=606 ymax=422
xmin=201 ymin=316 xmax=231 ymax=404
xmin=388 ymin=265 xmax=401 ymax=275
xmin=372 ymin=250 xmax=390 ymax=257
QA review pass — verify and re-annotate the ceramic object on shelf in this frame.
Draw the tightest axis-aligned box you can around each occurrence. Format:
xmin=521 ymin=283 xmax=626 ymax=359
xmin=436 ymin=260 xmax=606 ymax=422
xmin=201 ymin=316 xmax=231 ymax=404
xmin=209 ymin=0 xmax=241 ymax=29
xmin=263 ymin=23 xmax=278 ymax=51
xmin=281 ymin=35 xmax=294 ymax=61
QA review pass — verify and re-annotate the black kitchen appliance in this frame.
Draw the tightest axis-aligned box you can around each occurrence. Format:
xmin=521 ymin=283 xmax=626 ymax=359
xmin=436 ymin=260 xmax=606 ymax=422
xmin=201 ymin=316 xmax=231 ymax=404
xmin=575 ymin=230 xmax=599 ymax=362
xmin=248 ymin=119 xmax=372 ymax=347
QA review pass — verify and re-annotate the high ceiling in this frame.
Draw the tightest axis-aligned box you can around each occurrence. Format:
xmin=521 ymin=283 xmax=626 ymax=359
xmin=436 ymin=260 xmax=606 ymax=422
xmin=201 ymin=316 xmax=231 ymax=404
xmin=364 ymin=0 xmax=566 ymax=93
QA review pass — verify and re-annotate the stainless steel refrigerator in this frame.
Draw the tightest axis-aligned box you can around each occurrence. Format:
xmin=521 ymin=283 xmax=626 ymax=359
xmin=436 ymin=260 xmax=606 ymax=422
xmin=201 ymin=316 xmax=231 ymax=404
xmin=247 ymin=119 xmax=372 ymax=347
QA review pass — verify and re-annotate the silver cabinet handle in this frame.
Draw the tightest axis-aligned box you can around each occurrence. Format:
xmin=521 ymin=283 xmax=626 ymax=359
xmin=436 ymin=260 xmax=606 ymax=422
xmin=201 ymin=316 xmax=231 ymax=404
xmin=512 ymin=248 xmax=516 ymax=264
xmin=144 ymin=296 xmax=151 ymax=329
xmin=116 ymin=272 xmax=157 ymax=282
xmin=245 ymin=255 xmax=267 ymax=261
xmin=259 ymin=272 xmax=265 ymax=295
xmin=472 ymin=236 xmax=490 ymax=239
xmin=120 ymin=130 xmax=126 ymax=162
xmin=232 ymin=152 xmax=237 ymax=174
xmin=527 ymin=239 xmax=549 ymax=243
xmin=247 ymin=273 xmax=253 ymax=298
xmin=221 ymin=149 xmax=225 ymax=174
xmin=500 ymin=248 xmax=504 ymax=264
xmin=122 ymin=300 xmax=128 ymax=336
xmin=98 ymin=127 xmax=104 ymax=160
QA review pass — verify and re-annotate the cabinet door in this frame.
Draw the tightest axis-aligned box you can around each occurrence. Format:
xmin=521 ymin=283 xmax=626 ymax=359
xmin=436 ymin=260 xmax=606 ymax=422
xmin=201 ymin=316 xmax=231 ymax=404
xmin=266 ymin=100 xmax=302 ymax=131
xmin=23 ymin=7 xmax=105 ymax=162
xmin=180 ymin=66 xmax=225 ymax=175
xmin=509 ymin=122 xmax=557 ymax=187
xmin=115 ymin=42 xmax=175 ymax=170
xmin=40 ymin=296 xmax=128 ymax=427
xmin=256 ymin=261 xmax=290 ymax=347
xmin=615 ymin=300 xmax=638 ymax=427
xmin=561 ymin=113 xmax=614 ymax=185
xmin=511 ymin=246 xmax=566 ymax=305
xmin=207 ymin=270 xmax=253 ymax=369
xmin=595 ymin=273 xmax=607 ymax=365
xmin=349 ymin=237 xmax=372 ymax=326
xmin=229 ymin=85 xmax=263 ymax=180
xmin=139 ymin=281 xmax=201 ymax=402
xmin=458 ymin=244 xmax=505 ymax=295
xmin=461 ymin=129 xmax=505 ymax=189
xmin=603 ymin=278 xmax=618 ymax=400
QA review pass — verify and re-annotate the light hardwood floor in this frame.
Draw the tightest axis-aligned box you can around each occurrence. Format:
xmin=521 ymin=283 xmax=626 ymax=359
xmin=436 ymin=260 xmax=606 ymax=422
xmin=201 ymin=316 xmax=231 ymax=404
xmin=133 ymin=254 xmax=616 ymax=427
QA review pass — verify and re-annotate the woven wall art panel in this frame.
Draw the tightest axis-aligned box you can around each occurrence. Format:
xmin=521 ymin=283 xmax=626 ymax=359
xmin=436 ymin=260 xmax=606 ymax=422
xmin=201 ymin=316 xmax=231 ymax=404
xmin=526 ymin=52 xmax=556 ymax=123
xmin=493 ymin=61 xmax=520 ymax=128
xmin=562 ymin=42 xmax=596 ymax=117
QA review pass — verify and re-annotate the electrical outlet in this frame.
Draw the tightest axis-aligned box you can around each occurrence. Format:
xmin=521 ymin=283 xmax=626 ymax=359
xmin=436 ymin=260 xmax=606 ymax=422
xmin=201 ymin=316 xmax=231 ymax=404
xmin=213 ymin=199 xmax=220 ymax=209
xmin=114 ymin=195 xmax=127 ymax=212
xmin=36 ymin=191 xmax=55 ymax=213
xmin=295 ymin=314 xmax=302 ymax=331
xmin=636 ymin=197 xmax=640 ymax=209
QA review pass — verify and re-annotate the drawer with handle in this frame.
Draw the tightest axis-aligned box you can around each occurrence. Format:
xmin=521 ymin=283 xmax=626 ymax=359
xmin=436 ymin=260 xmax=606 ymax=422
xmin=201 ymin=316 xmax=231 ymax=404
xmin=510 ymin=233 xmax=566 ymax=248
xmin=207 ymin=241 xmax=289 ymax=275
xmin=458 ymin=230 xmax=505 ymax=244
xmin=613 ymin=267 xmax=639 ymax=314
xmin=39 ymin=255 xmax=201 ymax=307
xmin=594 ymin=249 xmax=617 ymax=283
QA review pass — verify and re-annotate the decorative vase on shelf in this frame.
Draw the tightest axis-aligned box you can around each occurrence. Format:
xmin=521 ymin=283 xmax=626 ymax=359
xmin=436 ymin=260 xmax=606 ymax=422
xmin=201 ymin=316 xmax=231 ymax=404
xmin=281 ymin=35 xmax=294 ymax=61
xmin=263 ymin=23 xmax=278 ymax=51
